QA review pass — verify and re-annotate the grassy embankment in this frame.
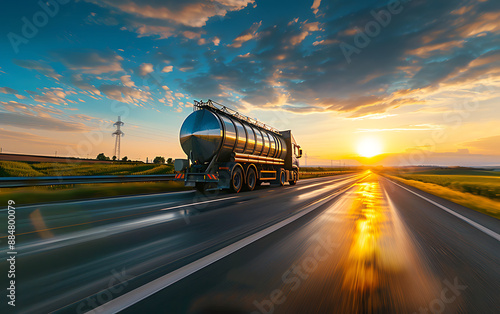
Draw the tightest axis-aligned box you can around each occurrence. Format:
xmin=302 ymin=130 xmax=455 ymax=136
xmin=382 ymin=169 xmax=500 ymax=219
xmin=0 ymin=160 xmax=181 ymax=205
xmin=0 ymin=161 xmax=352 ymax=205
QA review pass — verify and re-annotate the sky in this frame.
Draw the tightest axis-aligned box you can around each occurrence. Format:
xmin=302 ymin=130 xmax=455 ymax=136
xmin=0 ymin=0 xmax=499 ymax=166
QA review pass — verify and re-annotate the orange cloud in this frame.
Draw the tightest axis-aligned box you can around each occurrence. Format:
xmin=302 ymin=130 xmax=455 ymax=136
xmin=408 ymin=40 xmax=464 ymax=58
xmin=229 ymin=21 xmax=262 ymax=48
xmin=95 ymin=0 xmax=254 ymax=28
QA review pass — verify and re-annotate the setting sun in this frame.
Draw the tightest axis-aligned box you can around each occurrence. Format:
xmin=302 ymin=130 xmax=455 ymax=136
xmin=357 ymin=138 xmax=382 ymax=158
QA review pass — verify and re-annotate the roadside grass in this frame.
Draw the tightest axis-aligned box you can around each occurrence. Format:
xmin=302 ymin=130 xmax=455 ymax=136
xmin=384 ymin=174 xmax=500 ymax=219
xmin=0 ymin=181 xmax=190 ymax=205
xmin=0 ymin=161 xmax=174 ymax=177
xmin=399 ymin=168 xmax=500 ymax=177
xmin=390 ymin=173 xmax=500 ymax=200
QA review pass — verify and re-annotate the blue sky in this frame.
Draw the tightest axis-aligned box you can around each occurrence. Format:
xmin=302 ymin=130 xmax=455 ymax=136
xmin=0 ymin=0 xmax=499 ymax=165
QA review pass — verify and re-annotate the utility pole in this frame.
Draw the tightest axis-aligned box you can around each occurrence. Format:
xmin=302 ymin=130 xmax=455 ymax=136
xmin=112 ymin=116 xmax=124 ymax=160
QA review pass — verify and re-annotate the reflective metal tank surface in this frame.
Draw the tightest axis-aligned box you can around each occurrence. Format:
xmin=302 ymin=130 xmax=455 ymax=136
xmin=180 ymin=108 xmax=287 ymax=163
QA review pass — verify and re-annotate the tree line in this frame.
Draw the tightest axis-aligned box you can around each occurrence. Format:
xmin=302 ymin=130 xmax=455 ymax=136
xmin=96 ymin=153 xmax=173 ymax=164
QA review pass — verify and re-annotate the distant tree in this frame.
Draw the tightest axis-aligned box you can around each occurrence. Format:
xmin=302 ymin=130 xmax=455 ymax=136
xmin=167 ymin=158 xmax=173 ymax=164
xmin=96 ymin=153 xmax=109 ymax=161
xmin=121 ymin=156 xmax=128 ymax=162
xmin=153 ymin=156 xmax=165 ymax=164
xmin=112 ymin=155 xmax=117 ymax=161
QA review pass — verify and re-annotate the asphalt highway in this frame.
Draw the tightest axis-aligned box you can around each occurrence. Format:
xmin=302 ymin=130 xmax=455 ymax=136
xmin=1 ymin=171 xmax=499 ymax=314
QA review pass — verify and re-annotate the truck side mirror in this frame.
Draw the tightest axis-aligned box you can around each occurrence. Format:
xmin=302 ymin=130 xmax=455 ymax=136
xmin=298 ymin=149 xmax=302 ymax=158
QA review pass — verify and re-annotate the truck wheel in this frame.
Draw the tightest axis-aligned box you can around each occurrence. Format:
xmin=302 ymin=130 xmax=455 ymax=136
xmin=279 ymin=169 xmax=286 ymax=186
xmin=230 ymin=167 xmax=243 ymax=193
xmin=246 ymin=167 xmax=257 ymax=191
xmin=289 ymin=170 xmax=298 ymax=185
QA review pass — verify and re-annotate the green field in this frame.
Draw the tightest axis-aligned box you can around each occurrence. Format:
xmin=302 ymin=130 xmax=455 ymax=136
xmin=384 ymin=169 xmax=500 ymax=219
xmin=0 ymin=161 xmax=174 ymax=177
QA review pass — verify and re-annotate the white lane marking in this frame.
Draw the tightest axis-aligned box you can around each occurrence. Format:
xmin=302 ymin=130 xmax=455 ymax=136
xmin=386 ymin=178 xmax=500 ymax=242
xmin=88 ymin=181 xmax=357 ymax=313
xmin=160 ymin=196 xmax=238 ymax=210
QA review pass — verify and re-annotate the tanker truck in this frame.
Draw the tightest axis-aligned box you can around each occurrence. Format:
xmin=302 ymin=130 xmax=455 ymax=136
xmin=174 ymin=100 xmax=302 ymax=193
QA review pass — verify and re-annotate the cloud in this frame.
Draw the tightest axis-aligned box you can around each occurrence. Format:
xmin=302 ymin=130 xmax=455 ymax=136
xmin=32 ymin=88 xmax=75 ymax=106
xmin=138 ymin=63 xmax=154 ymax=76
xmin=312 ymin=39 xmax=338 ymax=46
xmin=161 ymin=65 xmax=173 ymax=73
xmin=13 ymin=59 xmax=62 ymax=81
xmin=229 ymin=21 xmax=262 ymax=48
xmin=289 ymin=22 xmax=321 ymax=45
xmin=116 ymin=0 xmax=253 ymax=27
xmin=53 ymin=49 xmax=124 ymax=74
xmin=0 ymin=87 xmax=18 ymax=94
xmin=0 ymin=112 xmax=87 ymax=132
xmin=311 ymin=0 xmax=321 ymax=15
xmin=183 ymin=30 xmax=202 ymax=39
xmin=120 ymin=75 xmax=136 ymax=87
xmin=1 ymin=101 xmax=63 ymax=118
xmin=132 ymin=24 xmax=175 ymax=39
xmin=357 ymin=124 xmax=443 ymax=133
xmin=0 ymin=128 xmax=70 ymax=145
xmin=98 ymin=84 xmax=151 ymax=103
xmin=179 ymin=0 xmax=500 ymax=118
xmin=87 ymin=0 xmax=255 ymax=38
xmin=10 ymin=0 xmax=498 ymax=123
xmin=70 ymin=74 xmax=101 ymax=95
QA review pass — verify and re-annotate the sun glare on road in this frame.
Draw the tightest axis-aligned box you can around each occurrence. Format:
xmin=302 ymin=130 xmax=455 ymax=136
xmin=357 ymin=137 xmax=382 ymax=158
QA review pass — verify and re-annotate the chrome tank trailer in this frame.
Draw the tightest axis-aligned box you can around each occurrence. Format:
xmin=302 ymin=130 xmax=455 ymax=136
xmin=180 ymin=105 xmax=287 ymax=163
xmin=175 ymin=100 xmax=301 ymax=193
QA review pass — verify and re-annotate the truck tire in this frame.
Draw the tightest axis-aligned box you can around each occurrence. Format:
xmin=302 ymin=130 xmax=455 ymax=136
xmin=230 ymin=167 xmax=243 ymax=193
xmin=246 ymin=167 xmax=257 ymax=191
xmin=289 ymin=170 xmax=298 ymax=185
xmin=279 ymin=169 xmax=286 ymax=186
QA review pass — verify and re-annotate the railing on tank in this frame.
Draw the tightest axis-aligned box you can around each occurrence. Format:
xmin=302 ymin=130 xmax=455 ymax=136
xmin=193 ymin=99 xmax=282 ymax=135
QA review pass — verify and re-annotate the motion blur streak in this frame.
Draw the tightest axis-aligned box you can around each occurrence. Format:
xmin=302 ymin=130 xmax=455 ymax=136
xmin=265 ymin=175 xmax=441 ymax=313
xmin=128 ymin=172 xmax=498 ymax=314
xmin=1 ymin=172 xmax=498 ymax=313
xmin=340 ymin=179 xmax=439 ymax=313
